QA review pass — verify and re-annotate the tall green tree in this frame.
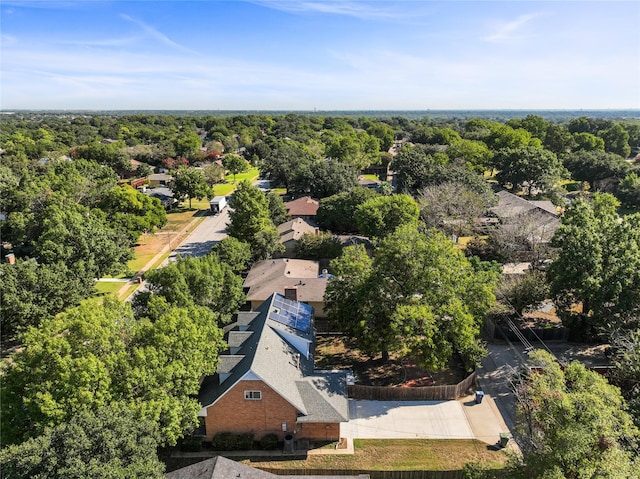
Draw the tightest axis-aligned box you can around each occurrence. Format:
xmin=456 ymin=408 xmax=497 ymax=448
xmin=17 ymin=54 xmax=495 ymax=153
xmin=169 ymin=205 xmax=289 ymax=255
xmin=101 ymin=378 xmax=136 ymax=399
xmin=547 ymin=194 xmax=640 ymax=337
xmin=290 ymin=159 xmax=359 ymax=199
xmin=354 ymin=194 xmax=420 ymax=239
xmin=325 ymin=225 xmax=497 ymax=368
xmin=211 ymin=237 xmax=252 ymax=273
xmin=171 ymin=166 xmax=210 ymax=209
xmin=98 ymin=184 xmax=167 ymax=243
xmin=0 ymin=259 xmax=95 ymax=340
xmin=222 ymin=153 xmax=248 ymax=183
xmin=316 ymin=187 xmax=378 ymax=234
xmin=139 ymin=254 xmax=244 ymax=322
xmin=563 ymin=150 xmax=629 ymax=190
xmin=265 ymin=189 xmax=288 ymax=225
xmin=509 ymin=350 xmax=639 ymax=479
xmin=324 ymin=129 xmax=380 ymax=170
xmin=227 ymin=180 xmax=284 ymax=260
xmin=494 ymin=146 xmax=567 ymax=196
xmin=0 ymin=405 xmax=165 ymax=479
xmin=0 ymin=299 xmax=225 ymax=446
xmin=31 ymin=200 xmax=133 ymax=277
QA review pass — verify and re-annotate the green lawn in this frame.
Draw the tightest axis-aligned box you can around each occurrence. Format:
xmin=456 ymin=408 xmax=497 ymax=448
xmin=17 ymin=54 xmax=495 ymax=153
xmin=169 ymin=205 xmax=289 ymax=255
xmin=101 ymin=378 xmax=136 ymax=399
xmin=95 ymin=282 xmax=126 ymax=295
xmin=241 ymin=439 xmax=507 ymax=472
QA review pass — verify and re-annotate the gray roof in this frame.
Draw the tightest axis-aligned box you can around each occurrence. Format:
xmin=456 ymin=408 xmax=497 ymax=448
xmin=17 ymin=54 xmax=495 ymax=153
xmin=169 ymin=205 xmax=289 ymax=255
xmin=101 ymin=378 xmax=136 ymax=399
xmin=490 ymin=190 xmax=559 ymax=219
xmin=165 ymin=456 xmax=275 ymax=479
xmin=166 ymin=456 xmax=370 ymax=479
xmin=143 ymin=187 xmax=175 ymax=202
xmin=198 ymin=293 xmax=348 ymax=423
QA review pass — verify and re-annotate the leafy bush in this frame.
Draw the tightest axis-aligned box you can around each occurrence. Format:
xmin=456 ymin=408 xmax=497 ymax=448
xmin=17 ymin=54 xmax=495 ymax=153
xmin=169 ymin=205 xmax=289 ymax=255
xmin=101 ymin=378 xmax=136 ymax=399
xmin=211 ymin=432 xmax=255 ymax=451
xmin=181 ymin=436 xmax=203 ymax=452
xmin=259 ymin=433 xmax=279 ymax=450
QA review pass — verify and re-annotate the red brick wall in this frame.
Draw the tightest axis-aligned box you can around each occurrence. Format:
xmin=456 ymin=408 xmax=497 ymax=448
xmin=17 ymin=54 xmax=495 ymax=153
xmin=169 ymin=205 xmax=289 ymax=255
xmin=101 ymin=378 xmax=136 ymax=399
xmin=204 ymin=380 xmax=298 ymax=441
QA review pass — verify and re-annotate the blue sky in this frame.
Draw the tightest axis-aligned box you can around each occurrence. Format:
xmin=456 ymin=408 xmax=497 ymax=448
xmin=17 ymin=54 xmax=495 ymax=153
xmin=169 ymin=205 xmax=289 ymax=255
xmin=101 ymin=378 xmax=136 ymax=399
xmin=1 ymin=1 xmax=639 ymax=110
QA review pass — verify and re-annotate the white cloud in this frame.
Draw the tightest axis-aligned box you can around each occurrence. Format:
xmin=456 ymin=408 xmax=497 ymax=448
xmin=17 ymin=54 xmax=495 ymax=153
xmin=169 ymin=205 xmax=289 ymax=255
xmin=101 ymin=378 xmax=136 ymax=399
xmin=483 ymin=12 xmax=544 ymax=43
xmin=250 ymin=0 xmax=405 ymax=21
xmin=119 ymin=13 xmax=200 ymax=55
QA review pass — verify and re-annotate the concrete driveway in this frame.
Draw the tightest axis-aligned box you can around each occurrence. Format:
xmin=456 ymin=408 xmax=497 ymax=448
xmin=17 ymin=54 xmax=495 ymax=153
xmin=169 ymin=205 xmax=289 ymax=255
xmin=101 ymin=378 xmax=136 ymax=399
xmin=340 ymin=400 xmax=474 ymax=439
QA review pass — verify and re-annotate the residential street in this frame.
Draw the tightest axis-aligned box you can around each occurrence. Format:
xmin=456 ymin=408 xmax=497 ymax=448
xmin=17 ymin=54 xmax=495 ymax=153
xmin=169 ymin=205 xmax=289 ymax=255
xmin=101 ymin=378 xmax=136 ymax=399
xmin=166 ymin=207 xmax=230 ymax=262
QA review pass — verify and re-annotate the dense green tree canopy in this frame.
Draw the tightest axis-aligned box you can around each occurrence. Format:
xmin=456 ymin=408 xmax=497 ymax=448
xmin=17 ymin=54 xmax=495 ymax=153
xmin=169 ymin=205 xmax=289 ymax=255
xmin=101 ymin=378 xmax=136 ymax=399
xmin=547 ymin=194 xmax=640 ymax=337
xmin=563 ymin=150 xmax=630 ymax=190
xmin=227 ymin=180 xmax=284 ymax=260
xmin=98 ymin=184 xmax=167 ymax=243
xmin=0 ymin=405 xmax=165 ymax=479
xmin=617 ymin=172 xmax=640 ymax=208
xmin=509 ymin=350 xmax=639 ymax=479
xmin=1 ymin=299 xmax=225 ymax=446
xmin=390 ymin=144 xmax=449 ymax=193
xmin=295 ymin=231 xmax=342 ymax=260
xmin=315 ymin=187 xmax=378 ymax=234
xmin=139 ymin=253 xmax=244 ymax=322
xmin=265 ymin=189 xmax=288 ymax=225
xmin=494 ymin=146 xmax=567 ymax=196
xmin=210 ymin=236 xmax=252 ymax=273
xmin=354 ymin=194 xmax=420 ymax=239
xmin=0 ymin=259 xmax=95 ymax=339
xmin=323 ymin=129 xmax=380 ymax=170
xmin=325 ymin=225 xmax=497 ymax=369
xmin=290 ymin=159 xmax=359 ymax=199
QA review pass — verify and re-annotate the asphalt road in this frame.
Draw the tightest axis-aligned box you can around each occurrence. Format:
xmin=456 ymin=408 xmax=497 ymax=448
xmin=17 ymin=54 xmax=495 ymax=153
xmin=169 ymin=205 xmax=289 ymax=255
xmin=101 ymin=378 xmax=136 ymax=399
xmin=167 ymin=207 xmax=230 ymax=262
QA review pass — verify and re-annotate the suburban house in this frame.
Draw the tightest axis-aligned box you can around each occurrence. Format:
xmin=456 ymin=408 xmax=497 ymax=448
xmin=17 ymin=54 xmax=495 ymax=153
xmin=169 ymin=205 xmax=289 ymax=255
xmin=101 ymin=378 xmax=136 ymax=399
xmin=489 ymin=190 xmax=560 ymax=245
xmin=242 ymin=259 xmax=330 ymax=318
xmin=166 ymin=456 xmax=369 ymax=479
xmin=277 ymin=218 xmax=318 ymax=258
xmin=148 ymin=173 xmax=173 ymax=187
xmin=142 ymin=187 xmax=178 ymax=210
xmin=198 ymin=293 xmax=349 ymax=443
xmin=284 ymin=196 xmax=319 ymax=222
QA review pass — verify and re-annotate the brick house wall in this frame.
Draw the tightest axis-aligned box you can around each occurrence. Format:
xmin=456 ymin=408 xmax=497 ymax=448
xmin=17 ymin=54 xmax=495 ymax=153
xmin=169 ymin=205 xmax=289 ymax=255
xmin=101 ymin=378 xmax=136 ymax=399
xmin=204 ymin=379 xmax=298 ymax=442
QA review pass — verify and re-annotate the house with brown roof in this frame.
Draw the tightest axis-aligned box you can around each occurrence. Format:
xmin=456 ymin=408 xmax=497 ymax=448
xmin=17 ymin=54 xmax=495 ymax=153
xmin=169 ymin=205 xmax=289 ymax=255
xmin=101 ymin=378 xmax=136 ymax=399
xmin=243 ymin=259 xmax=329 ymax=317
xmin=285 ymin=196 xmax=319 ymax=222
xmin=277 ymin=218 xmax=319 ymax=258
xmin=197 ymin=293 xmax=349 ymax=444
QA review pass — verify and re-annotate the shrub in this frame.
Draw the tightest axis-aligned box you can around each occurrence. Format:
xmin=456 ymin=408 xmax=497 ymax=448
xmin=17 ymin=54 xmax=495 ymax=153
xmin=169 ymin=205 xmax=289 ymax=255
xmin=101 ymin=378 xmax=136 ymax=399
xmin=181 ymin=436 xmax=203 ymax=452
xmin=259 ymin=433 xmax=279 ymax=450
xmin=211 ymin=432 xmax=255 ymax=451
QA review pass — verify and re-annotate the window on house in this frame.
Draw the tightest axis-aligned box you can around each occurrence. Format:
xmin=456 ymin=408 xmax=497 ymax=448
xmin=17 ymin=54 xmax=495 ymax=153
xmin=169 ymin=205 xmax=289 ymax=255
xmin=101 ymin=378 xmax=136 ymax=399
xmin=244 ymin=390 xmax=261 ymax=400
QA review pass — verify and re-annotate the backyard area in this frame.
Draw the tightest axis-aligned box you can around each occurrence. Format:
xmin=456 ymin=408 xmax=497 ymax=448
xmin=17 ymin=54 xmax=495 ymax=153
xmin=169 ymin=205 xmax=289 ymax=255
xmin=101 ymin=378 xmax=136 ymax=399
xmin=238 ymin=439 xmax=507 ymax=472
xmin=315 ymin=335 xmax=468 ymax=387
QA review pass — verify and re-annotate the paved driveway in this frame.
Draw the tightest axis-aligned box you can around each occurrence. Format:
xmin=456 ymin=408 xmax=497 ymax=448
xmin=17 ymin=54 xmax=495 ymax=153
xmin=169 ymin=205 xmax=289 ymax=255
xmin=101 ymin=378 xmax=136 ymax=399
xmin=340 ymin=400 xmax=474 ymax=439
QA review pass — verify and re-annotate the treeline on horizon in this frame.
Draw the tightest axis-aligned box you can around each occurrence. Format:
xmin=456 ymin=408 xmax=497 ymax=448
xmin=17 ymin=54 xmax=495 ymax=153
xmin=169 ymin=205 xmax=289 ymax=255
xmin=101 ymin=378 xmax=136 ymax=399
xmin=3 ymin=108 xmax=639 ymax=122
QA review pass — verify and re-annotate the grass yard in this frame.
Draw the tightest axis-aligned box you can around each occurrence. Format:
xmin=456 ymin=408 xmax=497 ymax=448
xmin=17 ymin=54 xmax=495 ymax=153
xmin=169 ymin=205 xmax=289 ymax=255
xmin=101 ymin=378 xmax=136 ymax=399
xmin=240 ymin=439 xmax=507 ymax=471
xmin=95 ymin=282 xmax=126 ymax=295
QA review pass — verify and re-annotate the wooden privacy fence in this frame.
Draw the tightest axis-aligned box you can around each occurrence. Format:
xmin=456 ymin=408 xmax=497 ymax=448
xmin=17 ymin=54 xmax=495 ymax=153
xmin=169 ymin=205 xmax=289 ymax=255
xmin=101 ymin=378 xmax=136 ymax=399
xmin=261 ymin=468 xmax=467 ymax=479
xmin=348 ymin=372 xmax=477 ymax=401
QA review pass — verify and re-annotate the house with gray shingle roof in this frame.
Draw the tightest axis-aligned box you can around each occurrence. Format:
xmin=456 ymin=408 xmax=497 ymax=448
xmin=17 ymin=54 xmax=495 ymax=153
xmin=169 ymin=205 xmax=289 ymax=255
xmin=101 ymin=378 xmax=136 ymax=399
xmin=489 ymin=190 xmax=560 ymax=244
xmin=166 ymin=456 xmax=369 ymax=479
xmin=198 ymin=293 xmax=349 ymax=443
xmin=277 ymin=218 xmax=318 ymax=258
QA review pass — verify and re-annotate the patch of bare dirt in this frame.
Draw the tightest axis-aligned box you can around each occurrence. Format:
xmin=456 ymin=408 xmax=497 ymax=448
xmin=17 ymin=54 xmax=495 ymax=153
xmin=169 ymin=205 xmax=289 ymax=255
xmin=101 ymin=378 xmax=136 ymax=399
xmin=314 ymin=335 xmax=466 ymax=387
